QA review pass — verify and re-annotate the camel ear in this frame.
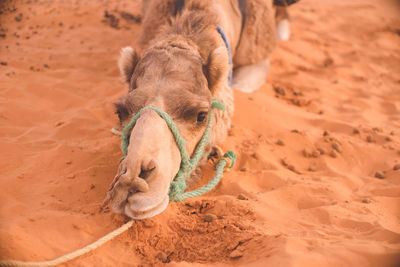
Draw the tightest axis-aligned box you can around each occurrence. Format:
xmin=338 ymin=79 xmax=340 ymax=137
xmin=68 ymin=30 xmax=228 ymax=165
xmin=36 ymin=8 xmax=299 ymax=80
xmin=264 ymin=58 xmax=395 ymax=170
xmin=118 ymin=46 xmax=140 ymax=84
xmin=204 ymin=46 xmax=230 ymax=93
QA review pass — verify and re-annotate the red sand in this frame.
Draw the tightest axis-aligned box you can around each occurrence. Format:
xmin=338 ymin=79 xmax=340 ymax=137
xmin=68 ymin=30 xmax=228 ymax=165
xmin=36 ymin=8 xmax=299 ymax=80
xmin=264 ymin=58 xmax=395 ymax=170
xmin=1 ymin=0 xmax=400 ymax=266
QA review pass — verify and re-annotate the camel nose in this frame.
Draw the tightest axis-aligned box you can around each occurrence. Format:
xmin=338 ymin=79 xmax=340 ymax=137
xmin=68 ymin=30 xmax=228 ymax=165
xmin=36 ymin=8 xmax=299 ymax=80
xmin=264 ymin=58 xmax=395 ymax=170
xmin=118 ymin=158 xmax=158 ymax=193
xmin=138 ymin=159 xmax=157 ymax=181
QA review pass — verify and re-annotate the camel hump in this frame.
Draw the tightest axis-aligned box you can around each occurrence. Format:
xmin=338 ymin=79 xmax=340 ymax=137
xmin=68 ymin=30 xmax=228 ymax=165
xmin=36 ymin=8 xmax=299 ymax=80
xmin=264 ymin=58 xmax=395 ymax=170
xmin=233 ymin=0 xmax=277 ymax=67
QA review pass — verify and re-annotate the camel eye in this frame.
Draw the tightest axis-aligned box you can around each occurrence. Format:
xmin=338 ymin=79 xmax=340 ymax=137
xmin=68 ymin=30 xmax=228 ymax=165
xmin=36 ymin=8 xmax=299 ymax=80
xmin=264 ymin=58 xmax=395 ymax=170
xmin=196 ymin=111 xmax=208 ymax=123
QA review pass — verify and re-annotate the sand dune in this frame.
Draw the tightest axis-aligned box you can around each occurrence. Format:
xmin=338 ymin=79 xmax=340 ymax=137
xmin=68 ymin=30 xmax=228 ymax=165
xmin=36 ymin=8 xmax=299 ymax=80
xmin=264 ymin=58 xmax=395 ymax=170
xmin=0 ymin=0 xmax=399 ymax=266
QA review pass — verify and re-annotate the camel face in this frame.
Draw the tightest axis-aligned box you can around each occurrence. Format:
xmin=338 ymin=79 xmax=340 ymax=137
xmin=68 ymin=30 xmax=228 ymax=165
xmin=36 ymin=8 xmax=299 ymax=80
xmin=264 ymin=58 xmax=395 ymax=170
xmin=108 ymin=44 xmax=215 ymax=219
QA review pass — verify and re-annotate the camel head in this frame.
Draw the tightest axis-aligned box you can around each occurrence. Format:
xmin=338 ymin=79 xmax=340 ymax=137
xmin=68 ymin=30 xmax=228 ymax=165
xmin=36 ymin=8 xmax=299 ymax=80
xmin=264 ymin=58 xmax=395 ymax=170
xmin=106 ymin=39 xmax=229 ymax=219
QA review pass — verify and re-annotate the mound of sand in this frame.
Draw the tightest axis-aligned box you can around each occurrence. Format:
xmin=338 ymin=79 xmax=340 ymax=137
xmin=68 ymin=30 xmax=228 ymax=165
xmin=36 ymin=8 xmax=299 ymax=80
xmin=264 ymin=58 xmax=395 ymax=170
xmin=0 ymin=0 xmax=399 ymax=266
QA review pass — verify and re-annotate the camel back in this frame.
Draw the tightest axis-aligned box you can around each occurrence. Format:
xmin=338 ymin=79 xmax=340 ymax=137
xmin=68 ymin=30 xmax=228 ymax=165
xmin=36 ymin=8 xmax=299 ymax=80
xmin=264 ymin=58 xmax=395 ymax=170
xmin=137 ymin=0 xmax=277 ymax=68
xmin=233 ymin=0 xmax=277 ymax=67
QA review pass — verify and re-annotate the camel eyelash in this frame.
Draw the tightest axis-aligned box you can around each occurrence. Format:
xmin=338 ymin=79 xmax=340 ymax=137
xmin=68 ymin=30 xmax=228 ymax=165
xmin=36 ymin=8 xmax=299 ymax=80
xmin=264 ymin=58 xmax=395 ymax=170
xmin=180 ymin=106 xmax=209 ymax=122
xmin=196 ymin=111 xmax=208 ymax=124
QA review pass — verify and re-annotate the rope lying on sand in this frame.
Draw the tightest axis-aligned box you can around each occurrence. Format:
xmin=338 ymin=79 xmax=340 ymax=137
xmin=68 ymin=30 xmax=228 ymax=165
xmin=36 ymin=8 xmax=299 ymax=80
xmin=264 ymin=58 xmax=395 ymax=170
xmin=0 ymin=220 xmax=134 ymax=267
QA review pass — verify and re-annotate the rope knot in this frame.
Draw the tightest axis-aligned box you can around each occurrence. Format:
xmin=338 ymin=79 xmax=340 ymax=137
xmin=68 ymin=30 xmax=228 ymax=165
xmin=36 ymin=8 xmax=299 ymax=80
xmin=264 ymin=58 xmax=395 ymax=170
xmin=222 ymin=150 xmax=236 ymax=171
xmin=211 ymin=97 xmax=226 ymax=111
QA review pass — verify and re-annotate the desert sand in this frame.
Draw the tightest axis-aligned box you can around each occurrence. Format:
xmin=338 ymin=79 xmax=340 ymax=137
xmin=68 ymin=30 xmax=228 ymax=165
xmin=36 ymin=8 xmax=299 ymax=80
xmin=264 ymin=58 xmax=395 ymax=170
xmin=0 ymin=0 xmax=400 ymax=266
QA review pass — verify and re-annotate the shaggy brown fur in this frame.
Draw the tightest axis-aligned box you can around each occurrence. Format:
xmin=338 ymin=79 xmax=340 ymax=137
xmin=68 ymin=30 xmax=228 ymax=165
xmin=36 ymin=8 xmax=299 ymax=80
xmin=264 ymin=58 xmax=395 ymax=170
xmin=137 ymin=0 xmax=218 ymax=52
xmin=116 ymin=1 xmax=232 ymax=125
xmin=138 ymin=0 xmax=280 ymax=67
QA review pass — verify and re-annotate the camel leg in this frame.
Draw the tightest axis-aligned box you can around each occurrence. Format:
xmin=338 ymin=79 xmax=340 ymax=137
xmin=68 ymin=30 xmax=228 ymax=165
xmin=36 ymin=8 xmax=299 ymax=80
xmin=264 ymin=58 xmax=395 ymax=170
xmin=275 ymin=6 xmax=290 ymax=41
xmin=232 ymin=59 xmax=270 ymax=93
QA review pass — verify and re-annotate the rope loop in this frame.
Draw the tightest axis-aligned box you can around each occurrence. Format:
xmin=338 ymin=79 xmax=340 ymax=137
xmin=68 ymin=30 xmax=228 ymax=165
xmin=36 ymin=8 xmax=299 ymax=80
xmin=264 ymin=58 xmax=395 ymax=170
xmin=223 ymin=150 xmax=237 ymax=168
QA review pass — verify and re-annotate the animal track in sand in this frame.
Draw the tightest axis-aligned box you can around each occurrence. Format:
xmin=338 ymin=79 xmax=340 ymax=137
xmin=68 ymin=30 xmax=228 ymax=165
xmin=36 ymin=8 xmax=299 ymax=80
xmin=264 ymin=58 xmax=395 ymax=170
xmin=237 ymin=151 xmax=277 ymax=172
xmin=281 ymin=158 xmax=301 ymax=174
xmin=302 ymin=148 xmax=320 ymax=158
xmin=272 ymin=84 xmax=313 ymax=108
xmin=374 ymin=171 xmax=385 ymax=179
xmin=276 ymin=139 xmax=285 ymax=146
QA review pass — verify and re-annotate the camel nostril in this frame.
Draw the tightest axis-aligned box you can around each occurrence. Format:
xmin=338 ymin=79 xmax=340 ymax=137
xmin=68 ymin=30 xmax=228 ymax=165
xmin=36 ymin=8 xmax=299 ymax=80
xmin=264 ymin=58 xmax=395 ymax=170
xmin=138 ymin=167 xmax=156 ymax=179
xmin=131 ymin=177 xmax=149 ymax=193
xmin=139 ymin=160 xmax=157 ymax=179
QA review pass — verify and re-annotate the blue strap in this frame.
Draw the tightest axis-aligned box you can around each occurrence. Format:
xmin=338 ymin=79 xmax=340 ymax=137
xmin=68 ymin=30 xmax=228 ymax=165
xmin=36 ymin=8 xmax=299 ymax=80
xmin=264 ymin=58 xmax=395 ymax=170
xmin=217 ymin=25 xmax=233 ymax=87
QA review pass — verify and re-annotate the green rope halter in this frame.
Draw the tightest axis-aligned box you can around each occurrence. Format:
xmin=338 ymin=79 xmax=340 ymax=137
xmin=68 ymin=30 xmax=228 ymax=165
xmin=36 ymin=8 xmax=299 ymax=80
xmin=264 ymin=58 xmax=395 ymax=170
xmin=120 ymin=97 xmax=236 ymax=202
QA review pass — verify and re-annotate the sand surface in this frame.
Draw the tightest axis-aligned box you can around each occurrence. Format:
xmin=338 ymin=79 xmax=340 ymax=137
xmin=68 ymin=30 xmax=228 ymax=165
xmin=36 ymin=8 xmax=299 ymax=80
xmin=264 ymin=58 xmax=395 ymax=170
xmin=1 ymin=0 xmax=400 ymax=266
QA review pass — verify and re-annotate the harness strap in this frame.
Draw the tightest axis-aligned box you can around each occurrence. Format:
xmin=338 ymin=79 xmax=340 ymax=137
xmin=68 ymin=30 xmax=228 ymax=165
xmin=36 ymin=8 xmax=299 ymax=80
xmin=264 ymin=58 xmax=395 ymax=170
xmin=217 ymin=25 xmax=233 ymax=86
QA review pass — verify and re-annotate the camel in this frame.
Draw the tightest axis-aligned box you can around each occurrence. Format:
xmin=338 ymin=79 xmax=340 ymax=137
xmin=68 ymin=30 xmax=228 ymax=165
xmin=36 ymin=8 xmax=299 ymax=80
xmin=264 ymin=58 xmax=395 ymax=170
xmin=105 ymin=0 xmax=298 ymax=219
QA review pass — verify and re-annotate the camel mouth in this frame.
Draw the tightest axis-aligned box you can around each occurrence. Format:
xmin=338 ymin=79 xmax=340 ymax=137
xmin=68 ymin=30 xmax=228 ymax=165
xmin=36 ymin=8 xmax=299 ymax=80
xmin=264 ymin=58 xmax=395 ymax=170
xmin=124 ymin=193 xmax=169 ymax=220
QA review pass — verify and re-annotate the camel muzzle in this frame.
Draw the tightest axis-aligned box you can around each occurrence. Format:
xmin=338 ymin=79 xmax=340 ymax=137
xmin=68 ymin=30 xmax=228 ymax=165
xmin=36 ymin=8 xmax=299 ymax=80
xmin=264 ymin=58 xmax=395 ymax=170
xmin=119 ymin=98 xmax=235 ymax=201
xmin=107 ymin=99 xmax=235 ymax=219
